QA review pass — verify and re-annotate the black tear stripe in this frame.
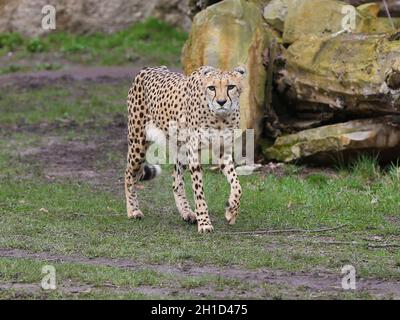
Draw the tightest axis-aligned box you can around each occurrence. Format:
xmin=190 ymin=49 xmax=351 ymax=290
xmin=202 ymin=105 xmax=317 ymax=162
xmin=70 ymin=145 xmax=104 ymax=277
xmin=227 ymin=91 xmax=232 ymax=106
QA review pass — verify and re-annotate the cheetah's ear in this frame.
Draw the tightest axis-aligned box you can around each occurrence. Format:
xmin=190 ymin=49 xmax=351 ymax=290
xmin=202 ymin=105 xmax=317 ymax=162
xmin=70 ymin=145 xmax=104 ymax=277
xmin=233 ymin=66 xmax=247 ymax=77
xmin=199 ymin=65 xmax=216 ymax=76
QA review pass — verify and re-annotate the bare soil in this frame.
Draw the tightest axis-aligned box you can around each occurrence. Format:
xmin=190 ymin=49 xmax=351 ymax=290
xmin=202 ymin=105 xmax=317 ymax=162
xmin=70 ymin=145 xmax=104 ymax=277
xmin=1 ymin=248 xmax=399 ymax=299
xmin=18 ymin=123 xmax=127 ymax=192
xmin=0 ymin=65 xmax=180 ymax=90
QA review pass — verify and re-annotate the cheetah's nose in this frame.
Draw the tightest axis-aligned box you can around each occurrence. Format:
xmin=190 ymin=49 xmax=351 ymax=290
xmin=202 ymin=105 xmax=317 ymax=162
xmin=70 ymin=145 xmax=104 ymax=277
xmin=217 ymin=100 xmax=227 ymax=107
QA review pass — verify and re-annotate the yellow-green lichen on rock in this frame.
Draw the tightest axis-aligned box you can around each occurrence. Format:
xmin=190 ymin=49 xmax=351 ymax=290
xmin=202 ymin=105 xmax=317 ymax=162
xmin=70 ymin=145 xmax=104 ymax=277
xmin=263 ymin=0 xmax=395 ymax=44
xmin=181 ymin=0 xmax=271 ymax=140
xmin=279 ymin=33 xmax=400 ymax=113
xmin=357 ymin=2 xmax=380 ymax=17
xmin=264 ymin=117 xmax=400 ymax=162
xmin=263 ymin=0 xmax=289 ymax=32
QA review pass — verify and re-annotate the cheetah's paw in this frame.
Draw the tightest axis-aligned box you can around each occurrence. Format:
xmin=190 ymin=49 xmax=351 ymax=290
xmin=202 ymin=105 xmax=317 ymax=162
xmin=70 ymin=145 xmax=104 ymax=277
xmin=225 ymin=210 xmax=237 ymax=225
xmin=182 ymin=210 xmax=197 ymax=224
xmin=127 ymin=210 xmax=144 ymax=219
xmin=197 ymin=223 xmax=214 ymax=233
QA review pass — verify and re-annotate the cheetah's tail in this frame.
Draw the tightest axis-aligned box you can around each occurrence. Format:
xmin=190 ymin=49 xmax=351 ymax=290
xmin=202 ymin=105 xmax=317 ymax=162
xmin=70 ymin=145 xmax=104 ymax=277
xmin=140 ymin=164 xmax=162 ymax=181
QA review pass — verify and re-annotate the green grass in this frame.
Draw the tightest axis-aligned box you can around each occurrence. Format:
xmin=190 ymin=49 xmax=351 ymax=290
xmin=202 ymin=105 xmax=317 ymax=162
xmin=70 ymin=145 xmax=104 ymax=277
xmin=0 ymin=18 xmax=187 ymax=69
xmin=0 ymin=63 xmax=62 ymax=75
xmin=0 ymin=257 xmax=373 ymax=300
xmin=0 ymin=33 xmax=24 ymax=51
xmin=0 ymin=257 xmax=164 ymax=288
xmin=0 ymin=83 xmax=399 ymax=299
xmin=0 ymin=82 xmax=128 ymax=125
xmin=0 ymin=134 xmax=399 ymax=273
xmin=0 ymin=257 xmax=232 ymax=299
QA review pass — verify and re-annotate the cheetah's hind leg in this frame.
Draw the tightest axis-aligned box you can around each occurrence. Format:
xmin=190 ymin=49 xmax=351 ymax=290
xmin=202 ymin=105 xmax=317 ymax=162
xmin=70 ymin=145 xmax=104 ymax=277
xmin=125 ymin=135 xmax=148 ymax=220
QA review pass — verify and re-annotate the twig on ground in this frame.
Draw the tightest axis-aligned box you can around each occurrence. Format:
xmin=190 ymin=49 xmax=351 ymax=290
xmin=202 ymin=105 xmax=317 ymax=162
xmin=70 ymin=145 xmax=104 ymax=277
xmin=304 ymin=240 xmax=400 ymax=249
xmin=227 ymin=223 xmax=348 ymax=236
xmin=367 ymin=243 xmax=400 ymax=249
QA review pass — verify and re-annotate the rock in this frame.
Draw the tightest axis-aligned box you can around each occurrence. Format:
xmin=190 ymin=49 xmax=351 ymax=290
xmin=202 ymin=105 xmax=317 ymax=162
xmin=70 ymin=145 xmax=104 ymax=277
xmin=357 ymin=2 xmax=380 ymax=16
xmin=151 ymin=0 xmax=192 ymax=31
xmin=264 ymin=5 xmax=400 ymax=163
xmin=188 ymin=0 xmax=223 ymax=18
xmin=366 ymin=17 xmax=397 ymax=33
xmin=263 ymin=0 xmax=394 ymax=44
xmin=276 ymin=33 xmax=400 ymax=115
xmin=348 ymin=0 xmax=400 ymax=18
xmin=0 ymin=0 xmax=191 ymax=37
xmin=188 ymin=0 xmax=271 ymax=17
xmin=264 ymin=116 xmax=400 ymax=162
xmin=182 ymin=0 xmax=273 ymax=140
xmin=263 ymin=0 xmax=289 ymax=32
xmin=285 ymin=0 xmax=396 ymax=44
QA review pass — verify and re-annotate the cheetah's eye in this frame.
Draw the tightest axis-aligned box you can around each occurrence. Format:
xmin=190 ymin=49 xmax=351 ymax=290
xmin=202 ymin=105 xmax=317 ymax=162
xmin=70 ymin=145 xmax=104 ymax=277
xmin=208 ymin=86 xmax=216 ymax=92
xmin=227 ymin=85 xmax=236 ymax=91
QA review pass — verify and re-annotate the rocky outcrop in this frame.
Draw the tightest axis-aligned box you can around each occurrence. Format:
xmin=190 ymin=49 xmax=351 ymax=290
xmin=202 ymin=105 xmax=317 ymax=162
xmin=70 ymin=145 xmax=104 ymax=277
xmin=150 ymin=0 xmax=192 ymax=32
xmin=182 ymin=0 xmax=400 ymax=163
xmin=188 ymin=0 xmax=271 ymax=18
xmin=277 ymin=33 xmax=400 ymax=115
xmin=263 ymin=0 xmax=395 ymax=44
xmin=182 ymin=0 xmax=275 ymax=141
xmin=261 ymin=0 xmax=400 ymax=163
xmin=264 ymin=116 xmax=400 ymax=163
xmin=347 ymin=0 xmax=400 ymax=17
xmin=0 ymin=0 xmax=191 ymax=36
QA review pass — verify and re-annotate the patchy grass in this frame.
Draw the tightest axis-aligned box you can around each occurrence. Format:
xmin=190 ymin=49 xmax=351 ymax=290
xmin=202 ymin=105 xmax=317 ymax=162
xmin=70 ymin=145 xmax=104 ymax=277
xmin=0 ymin=257 xmax=374 ymax=300
xmin=0 ymin=83 xmax=399 ymax=299
xmin=0 ymin=257 xmax=165 ymax=288
xmin=0 ymin=62 xmax=62 ymax=75
xmin=0 ymin=81 xmax=128 ymax=125
xmin=0 ymin=18 xmax=187 ymax=72
xmin=0 ymin=132 xmax=399 ymax=274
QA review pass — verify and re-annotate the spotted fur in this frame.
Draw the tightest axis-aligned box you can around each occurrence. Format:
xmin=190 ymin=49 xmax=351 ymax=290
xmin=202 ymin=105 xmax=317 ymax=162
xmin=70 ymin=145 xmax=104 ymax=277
xmin=125 ymin=65 xmax=246 ymax=233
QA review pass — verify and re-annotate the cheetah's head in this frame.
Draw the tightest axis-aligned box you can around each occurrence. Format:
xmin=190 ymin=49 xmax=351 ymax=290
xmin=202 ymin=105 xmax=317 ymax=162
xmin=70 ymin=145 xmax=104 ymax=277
xmin=201 ymin=66 xmax=246 ymax=117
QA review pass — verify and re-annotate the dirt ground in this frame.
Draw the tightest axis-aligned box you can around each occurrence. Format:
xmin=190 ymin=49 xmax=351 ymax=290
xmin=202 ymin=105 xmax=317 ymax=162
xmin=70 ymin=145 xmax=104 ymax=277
xmin=1 ymin=247 xmax=400 ymax=299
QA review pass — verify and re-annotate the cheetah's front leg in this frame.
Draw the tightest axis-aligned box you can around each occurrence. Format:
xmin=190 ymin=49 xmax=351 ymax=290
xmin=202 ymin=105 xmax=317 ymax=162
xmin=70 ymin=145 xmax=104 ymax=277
xmin=173 ymin=161 xmax=197 ymax=223
xmin=187 ymin=142 xmax=213 ymax=233
xmin=220 ymin=157 xmax=242 ymax=225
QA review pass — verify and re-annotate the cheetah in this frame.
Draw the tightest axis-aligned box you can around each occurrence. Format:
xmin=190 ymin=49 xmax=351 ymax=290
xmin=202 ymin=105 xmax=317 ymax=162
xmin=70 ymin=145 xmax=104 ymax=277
xmin=125 ymin=65 xmax=246 ymax=233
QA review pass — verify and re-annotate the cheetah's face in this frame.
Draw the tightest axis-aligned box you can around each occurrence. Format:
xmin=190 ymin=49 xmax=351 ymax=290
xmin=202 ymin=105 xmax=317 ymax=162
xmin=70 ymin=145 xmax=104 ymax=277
xmin=203 ymin=66 xmax=246 ymax=117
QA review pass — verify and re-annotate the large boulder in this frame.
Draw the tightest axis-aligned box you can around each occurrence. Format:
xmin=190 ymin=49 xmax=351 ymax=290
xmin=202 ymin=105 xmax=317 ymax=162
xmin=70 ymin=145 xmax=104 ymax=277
xmin=264 ymin=116 xmax=400 ymax=163
xmin=182 ymin=0 xmax=273 ymax=140
xmin=189 ymin=0 xmax=272 ymax=18
xmin=0 ymin=0 xmax=191 ymax=36
xmin=263 ymin=0 xmax=395 ymax=44
xmin=263 ymin=5 xmax=400 ymax=164
xmin=276 ymin=32 xmax=400 ymax=115
xmin=150 ymin=0 xmax=192 ymax=31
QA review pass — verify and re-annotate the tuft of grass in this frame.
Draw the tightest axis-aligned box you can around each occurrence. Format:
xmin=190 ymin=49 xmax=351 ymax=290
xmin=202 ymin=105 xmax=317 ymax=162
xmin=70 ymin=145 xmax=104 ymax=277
xmin=306 ymin=173 xmax=328 ymax=186
xmin=0 ymin=63 xmax=62 ymax=75
xmin=0 ymin=33 xmax=23 ymax=51
xmin=350 ymin=154 xmax=380 ymax=180
xmin=34 ymin=62 xmax=62 ymax=71
xmin=0 ymin=64 xmax=24 ymax=75
xmin=334 ymin=154 xmax=381 ymax=180
xmin=387 ymin=161 xmax=400 ymax=182
xmin=26 ymin=37 xmax=46 ymax=53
